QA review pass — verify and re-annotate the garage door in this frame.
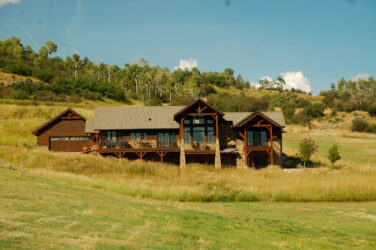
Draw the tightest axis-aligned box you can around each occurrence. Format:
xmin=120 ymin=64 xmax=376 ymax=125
xmin=49 ymin=136 xmax=90 ymax=152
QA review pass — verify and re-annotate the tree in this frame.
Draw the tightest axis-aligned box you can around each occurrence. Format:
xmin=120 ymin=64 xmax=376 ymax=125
xmin=73 ymin=53 xmax=81 ymax=78
xmin=298 ymin=138 xmax=318 ymax=167
xmin=44 ymin=41 xmax=57 ymax=58
xmin=327 ymin=144 xmax=341 ymax=167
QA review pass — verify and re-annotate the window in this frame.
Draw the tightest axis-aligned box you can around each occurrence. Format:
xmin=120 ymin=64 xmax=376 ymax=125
xmin=247 ymin=129 xmax=268 ymax=146
xmin=71 ymin=137 xmax=80 ymax=141
xmin=193 ymin=127 xmax=205 ymax=143
xmin=107 ymin=131 xmax=111 ymax=148
xmin=207 ymin=119 xmax=214 ymax=124
xmin=50 ymin=137 xmax=60 ymax=141
xmin=164 ymin=133 xmax=170 ymax=146
xmin=207 ymin=127 xmax=215 ymax=143
xmin=193 ymin=116 xmax=205 ymax=124
xmin=158 ymin=132 xmax=177 ymax=147
xmin=184 ymin=127 xmax=191 ymax=143
xmin=130 ymin=132 xmax=147 ymax=141
xmin=184 ymin=119 xmax=191 ymax=124
xmin=80 ymin=137 xmax=90 ymax=141
xmin=60 ymin=137 xmax=69 ymax=141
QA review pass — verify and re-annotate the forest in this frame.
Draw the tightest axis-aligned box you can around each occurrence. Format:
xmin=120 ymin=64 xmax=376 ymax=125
xmin=1 ymin=37 xmax=376 ymax=125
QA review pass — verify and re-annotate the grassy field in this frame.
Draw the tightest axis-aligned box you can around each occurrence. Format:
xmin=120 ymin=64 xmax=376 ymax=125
xmin=1 ymin=168 xmax=376 ymax=249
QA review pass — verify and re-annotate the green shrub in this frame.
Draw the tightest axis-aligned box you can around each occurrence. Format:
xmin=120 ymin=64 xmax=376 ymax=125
xmin=327 ymin=144 xmax=341 ymax=167
xmin=298 ymin=138 xmax=318 ymax=167
xmin=304 ymin=103 xmax=325 ymax=118
xmin=351 ymin=119 xmax=370 ymax=132
xmin=368 ymin=106 xmax=376 ymax=117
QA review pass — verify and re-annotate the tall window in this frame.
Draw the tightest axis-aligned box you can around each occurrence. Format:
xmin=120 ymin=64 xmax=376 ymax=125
xmin=193 ymin=127 xmax=205 ymax=143
xmin=183 ymin=116 xmax=215 ymax=144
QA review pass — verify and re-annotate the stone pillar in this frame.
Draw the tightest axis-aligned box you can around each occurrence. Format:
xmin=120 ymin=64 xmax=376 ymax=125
xmin=236 ymin=139 xmax=247 ymax=169
xmin=180 ymin=138 xmax=186 ymax=168
xmin=214 ymin=138 xmax=221 ymax=169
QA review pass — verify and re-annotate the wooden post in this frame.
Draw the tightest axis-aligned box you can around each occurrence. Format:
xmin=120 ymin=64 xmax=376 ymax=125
xmin=270 ymin=126 xmax=274 ymax=165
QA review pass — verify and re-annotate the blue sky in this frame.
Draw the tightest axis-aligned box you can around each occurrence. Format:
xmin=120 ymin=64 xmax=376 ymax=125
xmin=1 ymin=0 xmax=375 ymax=94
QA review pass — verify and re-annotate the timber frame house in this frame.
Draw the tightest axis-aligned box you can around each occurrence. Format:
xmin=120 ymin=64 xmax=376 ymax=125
xmin=34 ymin=98 xmax=285 ymax=168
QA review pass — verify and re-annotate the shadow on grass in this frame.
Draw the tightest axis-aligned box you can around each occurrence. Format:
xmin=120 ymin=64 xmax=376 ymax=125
xmin=282 ymin=153 xmax=322 ymax=168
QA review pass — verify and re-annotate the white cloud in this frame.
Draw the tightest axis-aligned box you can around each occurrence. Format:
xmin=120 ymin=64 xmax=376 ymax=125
xmin=281 ymin=71 xmax=311 ymax=93
xmin=0 ymin=0 xmax=20 ymax=8
xmin=260 ymin=76 xmax=273 ymax=82
xmin=175 ymin=58 xmax=198 ymax=71
xmin=349 ymin=73 xmax=371 ymax=82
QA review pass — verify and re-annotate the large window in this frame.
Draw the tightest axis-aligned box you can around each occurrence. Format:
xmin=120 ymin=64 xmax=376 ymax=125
xmin=247 ymin=129 xmax=268 ymax=146
xmin=183 ymin=116 xmax=215 ymax=144
xmin=158 ymin=132 xmax=177 ymax=147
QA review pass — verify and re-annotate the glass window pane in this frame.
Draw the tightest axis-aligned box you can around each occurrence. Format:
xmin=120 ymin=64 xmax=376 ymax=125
xmin=143 ymin=132 xmax=147 ymax=140
xmin=170 ymin=133 xmax=176 ymax=146
xmin=184 ymin=119 xmax=191 ymax=124
xmin=80 ymin=137 xmax=90 ymax=141
xmin=184 ymin=127 xmax=190 ymax=143
xmin=136 ymin=133 xmax=141 ymax=141
xmin=207 ymin=119 xmax=214 ymax=124
xmin=71 ymin=137 xmax=80 ymax=141
xmin=164 ymin=133 xmax=169 ymax=146
xmin=107 ymin=131 xmax=111 ymax=147
xmin=50 ymin=137 xmax=59 ymax=141
xmin=111 ymin=131 xmax=117 ymax=147
xmin=193 ymin=117 xmax=205 ymax=124
xmin=261 ymin=131 xmax=267 ymax=145
xmin=208 ymin=132 xmax=214 ymax=143
xmin=247 ymin=131 xmax=253 ymax=146
xmin=60 ymin=137 xmax=69 ymax=141
xmin=193 ymin=126 xmax=205 ymax=143
xmin=131 ymin=133 xmax=135 ymax=140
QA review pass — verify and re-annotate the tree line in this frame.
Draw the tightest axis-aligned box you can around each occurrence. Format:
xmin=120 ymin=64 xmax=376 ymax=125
xmin=0 ymin=37 xmax=251 ymax=104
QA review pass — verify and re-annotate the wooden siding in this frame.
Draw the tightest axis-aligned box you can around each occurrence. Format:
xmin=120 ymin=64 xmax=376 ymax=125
xmin=37 ymin=119 xmax=87 ymax=146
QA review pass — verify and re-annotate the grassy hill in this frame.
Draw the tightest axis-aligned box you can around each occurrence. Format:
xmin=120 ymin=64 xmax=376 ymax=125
xmin=1 ymin=168 xmax=376 ymax=249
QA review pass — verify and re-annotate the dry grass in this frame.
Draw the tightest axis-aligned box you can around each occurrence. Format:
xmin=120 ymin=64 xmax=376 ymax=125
xmin=1 ymin=146 xmax=376 ymax=202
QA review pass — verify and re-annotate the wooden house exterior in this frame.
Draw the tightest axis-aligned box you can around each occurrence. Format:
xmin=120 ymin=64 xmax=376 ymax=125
xmin=34 ymin=99 xmax=285 ymax=168
xmin=32 ymin=108 xmax=91 ymax=152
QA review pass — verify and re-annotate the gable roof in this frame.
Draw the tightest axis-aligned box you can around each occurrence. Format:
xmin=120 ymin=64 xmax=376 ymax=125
xmin=32 ymin=108 xmax=86 ymax=136
xmin=233 ymin=111 xmax=285 ymax=127
xmin=94 ymin=106 xmax=184 ymax=130
xmin=174 ymin=98 xmax=224 ymax=121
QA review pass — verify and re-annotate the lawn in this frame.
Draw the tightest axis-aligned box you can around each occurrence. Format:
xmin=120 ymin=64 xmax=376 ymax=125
xmin=1 ymin=168 xmax=376 ymax=249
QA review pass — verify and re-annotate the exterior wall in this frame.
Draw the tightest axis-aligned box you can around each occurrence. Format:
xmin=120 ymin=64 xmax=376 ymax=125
xmin=37 ymin=119 xmax=87 ymax=146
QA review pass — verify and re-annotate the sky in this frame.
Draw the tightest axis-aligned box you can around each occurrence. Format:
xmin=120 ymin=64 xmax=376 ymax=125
xmin=0 ymin=0 xmax=375 ymax=94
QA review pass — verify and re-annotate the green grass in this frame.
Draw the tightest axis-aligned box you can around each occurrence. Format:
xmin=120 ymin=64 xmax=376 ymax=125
xmin=284 ymin=126 xmax=376 ymax=167
xmin=1 ymin=168 xmax=376 ymax=249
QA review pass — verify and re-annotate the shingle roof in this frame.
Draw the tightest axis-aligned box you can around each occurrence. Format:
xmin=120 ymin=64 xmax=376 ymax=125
xmin=94 ymin=106 xmax=184 ymax=130
xmin=85 ymin=120 xmax=97 ymax=133
xmin=93 ymin=106 xmax=285 ymax=130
